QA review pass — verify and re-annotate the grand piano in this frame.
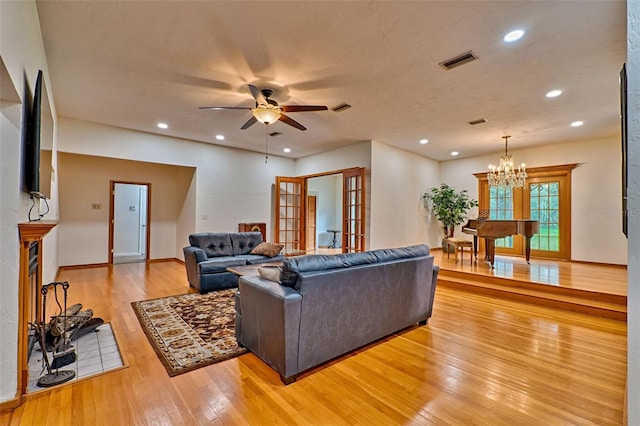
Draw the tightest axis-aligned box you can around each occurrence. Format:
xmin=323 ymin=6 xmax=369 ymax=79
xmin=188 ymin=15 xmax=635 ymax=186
xmin=462 ymin=217 xmax=540 ymax=268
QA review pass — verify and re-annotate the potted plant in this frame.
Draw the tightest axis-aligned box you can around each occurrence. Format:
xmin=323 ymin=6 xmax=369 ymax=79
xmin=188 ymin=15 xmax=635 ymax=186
xmin=422 ymin=183 xmax=478 ymax=239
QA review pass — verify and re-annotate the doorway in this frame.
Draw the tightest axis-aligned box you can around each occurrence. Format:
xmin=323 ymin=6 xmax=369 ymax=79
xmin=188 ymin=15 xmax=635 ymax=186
xmin=109 ymin=181 xmax=150 ymax=264
xmin=275 ymin=167 xmax=366 ymax=254
xmin=307 ymin=174 xmax=344 ymax=253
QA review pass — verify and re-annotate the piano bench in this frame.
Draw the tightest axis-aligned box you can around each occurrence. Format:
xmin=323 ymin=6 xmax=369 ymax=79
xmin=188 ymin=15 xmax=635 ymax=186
xmin=443 ymin=238 xmax=474 ymax=264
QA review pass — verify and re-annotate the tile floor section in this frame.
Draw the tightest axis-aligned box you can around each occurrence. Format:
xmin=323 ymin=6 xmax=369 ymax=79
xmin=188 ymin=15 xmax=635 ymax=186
xmin=27 ymin=323 xmax=123 ymax=392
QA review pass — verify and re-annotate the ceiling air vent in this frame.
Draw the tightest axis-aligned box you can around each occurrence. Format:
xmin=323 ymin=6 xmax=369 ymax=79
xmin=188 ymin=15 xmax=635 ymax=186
xmin=439 ymin=50 xmax=478 ymax=70
xmin=269 ymin=131 xmax=282 ymax=137
xmin=332 ymin=103 xmax=351 ymax=112
xmin=467 ymin=118 xmax=488 ymax=126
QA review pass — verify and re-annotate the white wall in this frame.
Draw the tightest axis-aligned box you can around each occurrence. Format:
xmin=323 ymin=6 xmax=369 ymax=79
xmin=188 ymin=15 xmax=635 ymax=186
xmin=626 ymin=1 xmax=639 ymax=422
xmin=58 ymin=118 xmax=295 ymax=256
xmin=0 ymin=0 xmax=60 ymax=403
xmin=0 ymin=100 xmax=23 ymax=404
xmin=175 ymin=167 xmax=197 ymax=259
xmin=441 ymin=136 xmax=627 ymax=264
xmin=308 ymin=174 xmax=342 ymax=247
xmin=295 ymin=141 xmax=371 ymax=176
xmin=370 ymin=141 xmax=441 ymax=250
xmin=57 ymin=153 xmax=194 ymax=265
xmin=295 ymin=141 xmax=372 ymax=249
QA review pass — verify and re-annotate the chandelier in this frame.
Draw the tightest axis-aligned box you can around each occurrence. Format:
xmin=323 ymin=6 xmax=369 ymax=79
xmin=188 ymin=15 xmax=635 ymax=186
xmin=488 ymin=136 xmax=527 ymax=188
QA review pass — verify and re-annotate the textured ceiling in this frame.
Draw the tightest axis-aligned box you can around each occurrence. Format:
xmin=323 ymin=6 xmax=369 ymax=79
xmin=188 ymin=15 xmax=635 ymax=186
xmin=36 ymin=1 xmax=626 ymax=161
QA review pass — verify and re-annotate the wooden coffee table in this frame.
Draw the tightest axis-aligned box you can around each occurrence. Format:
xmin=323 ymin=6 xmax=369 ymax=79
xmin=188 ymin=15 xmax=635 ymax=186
xmin=226 ymin=263 xmax=281 ymax=277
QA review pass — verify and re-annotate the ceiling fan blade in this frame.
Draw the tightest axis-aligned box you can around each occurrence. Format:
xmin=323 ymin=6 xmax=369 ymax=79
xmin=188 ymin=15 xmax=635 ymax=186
xmin=248 ymin=84 xmax=267 ymax=105
xmin=199 ymin=106 xmax=252 ymax=110
xmin=279 ymin=113 xmax=307 ymax=131
xmin=241 ymin=116 xmax=258 ymax=130
xmin=281 ymin=105 xmax=328 ymax=113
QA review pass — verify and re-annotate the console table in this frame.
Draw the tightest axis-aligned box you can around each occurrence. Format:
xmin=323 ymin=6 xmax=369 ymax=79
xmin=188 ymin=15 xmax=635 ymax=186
xmin=326 ymin=229 xmax=340 ymax=248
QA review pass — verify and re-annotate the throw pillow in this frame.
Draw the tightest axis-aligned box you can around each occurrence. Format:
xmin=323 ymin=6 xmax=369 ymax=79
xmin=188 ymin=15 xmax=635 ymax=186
xmin=258 ymin=266 xmax=281 ymax=283
xmin=250 ymin=242 xmax=284 ymax=257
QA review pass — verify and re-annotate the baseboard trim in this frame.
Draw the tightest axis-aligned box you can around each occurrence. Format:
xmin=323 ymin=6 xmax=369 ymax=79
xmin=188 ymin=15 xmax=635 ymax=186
xmin=568 ymin=259 xmax=627 ymax=268
xmin=59 ymin=262 xmax=109 ymax=271
xmin=0 ymin=394 xmax=23 ymax=415
xmin=58 ymin=258 xmax=183 ymax=269
xmin=148 ymin=258 xmax=182 ymax=264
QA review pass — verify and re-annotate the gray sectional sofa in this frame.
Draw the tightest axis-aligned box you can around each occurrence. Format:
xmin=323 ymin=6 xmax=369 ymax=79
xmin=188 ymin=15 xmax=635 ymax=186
xmin=235 ymin=244 xmax=439 ymax=384
xmin=183 ymin=232 xmax=283 ymax=293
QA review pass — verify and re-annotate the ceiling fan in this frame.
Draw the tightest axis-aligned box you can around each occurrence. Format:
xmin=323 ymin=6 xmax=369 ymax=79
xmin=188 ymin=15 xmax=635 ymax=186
xmin=199 ymin=85 xmax=328 ymax=131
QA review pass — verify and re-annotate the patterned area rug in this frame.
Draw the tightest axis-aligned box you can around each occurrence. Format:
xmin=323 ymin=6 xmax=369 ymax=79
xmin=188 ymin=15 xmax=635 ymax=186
xmin=131 ymin=289 xmax=246 ymax=376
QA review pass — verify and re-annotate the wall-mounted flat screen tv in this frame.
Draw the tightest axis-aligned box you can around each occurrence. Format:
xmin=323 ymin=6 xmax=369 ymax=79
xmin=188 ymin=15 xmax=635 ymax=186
xmin=621 ymin=63 xmax=628 ymax=238
xmin=23 ymin=69 xmax=52 ymax=199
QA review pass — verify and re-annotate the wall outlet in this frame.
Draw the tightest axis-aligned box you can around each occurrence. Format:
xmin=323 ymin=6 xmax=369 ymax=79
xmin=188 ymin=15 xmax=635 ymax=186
xmin=91 ymin=203 xmax=102 ymax=210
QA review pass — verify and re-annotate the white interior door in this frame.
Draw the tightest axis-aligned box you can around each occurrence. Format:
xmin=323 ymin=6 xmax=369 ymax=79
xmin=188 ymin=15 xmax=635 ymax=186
xmin=113 ymin=183 xmax=148 ymax=263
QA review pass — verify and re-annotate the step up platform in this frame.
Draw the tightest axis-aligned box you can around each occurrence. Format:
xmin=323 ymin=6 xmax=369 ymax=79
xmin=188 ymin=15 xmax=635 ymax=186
xmin=433 ymin=250 xmax=627 ymax=321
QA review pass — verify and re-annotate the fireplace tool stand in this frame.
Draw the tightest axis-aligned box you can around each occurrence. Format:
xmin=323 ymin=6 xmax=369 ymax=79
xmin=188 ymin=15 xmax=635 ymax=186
xmin=36 ymin=281 xmax=76 ymax=387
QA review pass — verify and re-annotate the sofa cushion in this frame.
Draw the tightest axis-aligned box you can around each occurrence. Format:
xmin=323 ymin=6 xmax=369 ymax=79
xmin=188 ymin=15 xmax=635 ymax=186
xmin=258 ymin=266 xmax=281 ymax=283
xmin=189 ymin=233 xmax=234 ymax=257
xmin=371 ymin=244 xmax=430 ymax=262
xmin=198 ymin=257 xmax=247 ymax=274
xmin=250 ymin=241 xmax=284 ymax=257
xmin=234 ymin=254 xmax=281 ymax=265
xmin=231 ymin=232 xmax=263 ymax=255
xmin=279 ymin=251 xmax=378 ymax=288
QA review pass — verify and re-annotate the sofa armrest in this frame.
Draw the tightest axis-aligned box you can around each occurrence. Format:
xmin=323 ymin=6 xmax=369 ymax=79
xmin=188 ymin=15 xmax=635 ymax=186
xmin=184 ymin=246 xmax=208 ymax=263
xmin=424 ymin=264 xmax=439 ymax=321
xmin=183 ymin=246 xmax=208 ymax=288
xmin=236 ymin=275 xmax=302 ymax=382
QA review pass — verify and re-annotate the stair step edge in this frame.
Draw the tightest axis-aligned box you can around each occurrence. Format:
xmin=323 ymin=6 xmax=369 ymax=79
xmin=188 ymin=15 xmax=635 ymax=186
xmin=438 ymin=279 xmax=627 ymax=312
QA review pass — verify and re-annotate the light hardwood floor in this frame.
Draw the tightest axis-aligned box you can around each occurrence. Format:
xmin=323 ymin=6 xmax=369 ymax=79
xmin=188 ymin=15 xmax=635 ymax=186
xmin=2 ymin=260 xmax=626 ymax=425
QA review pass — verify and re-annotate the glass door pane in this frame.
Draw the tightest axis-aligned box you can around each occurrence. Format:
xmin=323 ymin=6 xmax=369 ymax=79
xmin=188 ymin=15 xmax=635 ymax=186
xmin=524 ymin=175 xmax=569 ymax=260
xmin=489 ymin=186 xmax=514 ymax=248
xmin=342 ymin=168 xmax=366 ymax=253
xmin=275 ymin=177 xmax=305 ymax=252
xmin=529 ymin=182 xmax=560 ymax=252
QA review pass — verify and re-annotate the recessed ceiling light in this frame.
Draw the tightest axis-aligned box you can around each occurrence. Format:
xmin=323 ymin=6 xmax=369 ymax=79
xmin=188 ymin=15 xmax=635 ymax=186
xmin=215 ymin=134 xmax=225 ymax=140
xmin=451 ymin=151 xmax=459 ymax=156
xmin=546 ymin=90 xmax=562 ymax=98
xmin=571 ymin=121 xmax=584 ymax=127
xmin=420 ymin=139 xmax=429 ymax=145
xmin=283 ymin=148 xmax=291 ymax=153
xmin=503 ymin=29 xmax=525 ymax=42
xmin=157 ymin=122 xmax=168 ymax=129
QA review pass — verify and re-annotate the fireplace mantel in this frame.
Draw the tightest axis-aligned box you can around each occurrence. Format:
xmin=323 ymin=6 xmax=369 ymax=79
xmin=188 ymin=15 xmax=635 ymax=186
xmin=15 ymin=220 xmax=57 ymax=406
xmin=18 ymin=220 xmax=58 ymax=241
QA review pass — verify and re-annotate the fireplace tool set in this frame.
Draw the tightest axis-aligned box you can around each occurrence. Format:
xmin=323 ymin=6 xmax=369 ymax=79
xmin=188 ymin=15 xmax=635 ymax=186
xmin=32 ymin=281 xmax=104 ymax=387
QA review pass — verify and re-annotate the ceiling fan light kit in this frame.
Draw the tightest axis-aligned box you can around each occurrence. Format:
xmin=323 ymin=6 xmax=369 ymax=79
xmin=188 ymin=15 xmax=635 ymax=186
xmin=200 ymin=84 xmax=328 ymax=131
xmin=252 ymin=107 xmax=281 ymax=125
